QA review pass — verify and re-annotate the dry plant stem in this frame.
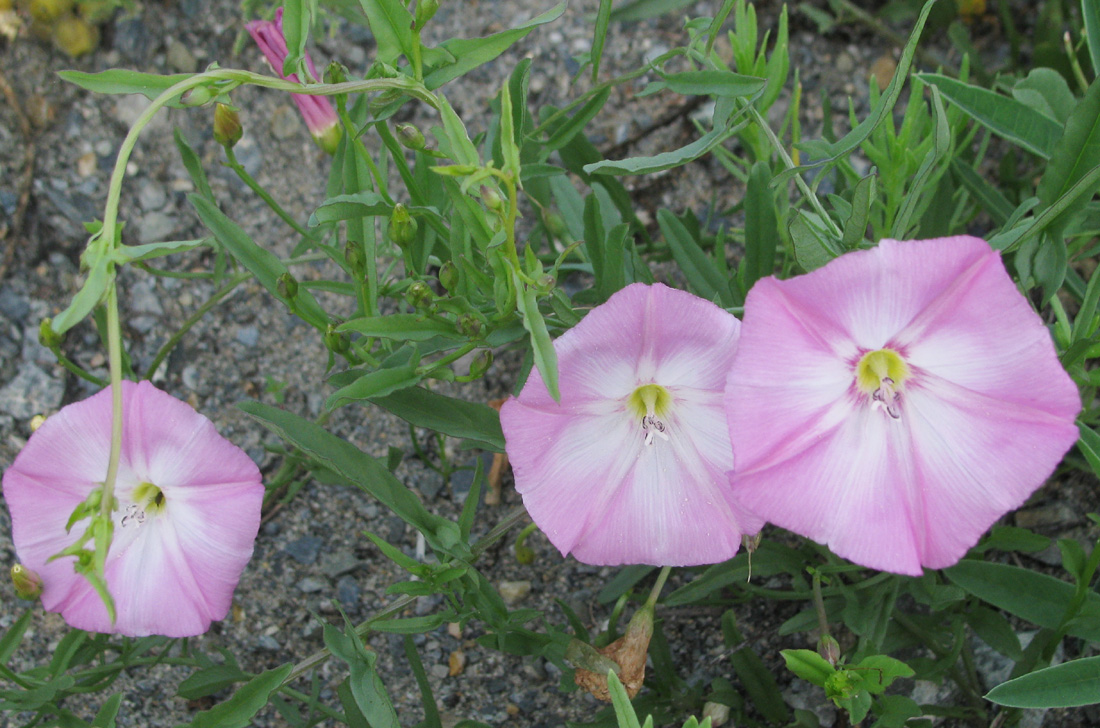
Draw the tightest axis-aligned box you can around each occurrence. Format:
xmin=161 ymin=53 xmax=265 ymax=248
xmin=0 ymin=69 xmax=36 ymax=282
xmin=281 ymin=506 xmax=530 ymax=686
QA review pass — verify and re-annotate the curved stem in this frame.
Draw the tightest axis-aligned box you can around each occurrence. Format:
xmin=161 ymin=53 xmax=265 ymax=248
xmin=99 ymin=286 xmax=124 ymax=522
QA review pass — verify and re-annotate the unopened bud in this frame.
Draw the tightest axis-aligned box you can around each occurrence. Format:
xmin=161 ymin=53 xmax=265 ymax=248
xmin=396 ymin=123 xmax=426 ymax=150
xmin=180 ymin=85 xmax=216 ymax=107
xmin=469 ymin=349 xmax=493 ymax=378
xmin=388 ymin=204 xmax=418 ymax=247
xmin=38 ymin=318 xmax=62 ymax=351
xmin=456 ymin=313 xmax=482 ymax=339
xmin=481 ymin=186 xmax=503 ymax=211
xmin=406 ymin=281 xmax=433 ymax=309
xmin=324 ymin=324 xmax=349 ymax=354
xmin=344 ymin=240 xmax=364 ymax=274
xmin=514 ymin=541 xmax=535 ymax=565
xmin=438 ymin=261 xmax=459 ymax=292
xmin=818 ymin=635 xmax=841 ymax=667
xmin=701 ymin=702 xmax=730 ymax=727
xmin=324 ymin=61 xmax=348 ymax=85
xmin=545 ymin=213 xmax=567 ymax=238
xmin=30 ymin=414 xmax=47 ymax=432
xmin=535 ymin=273 xmax=556 ymax=293
xmin=415 ymin=0 xmax=440 ymax=27
xmin=213 ymin=103 xmax=243 ymax=147
xmin=277 ymin=272 xmax=299 ymax=300
xmin=11 ymin=564 xmax=43 ymax=600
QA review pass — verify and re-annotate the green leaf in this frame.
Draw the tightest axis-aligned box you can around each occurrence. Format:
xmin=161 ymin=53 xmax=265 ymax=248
xmin=841 ymin=173 xmax=876 ymax=249
xmin=785 ymin=0 xmax=935 ymax=182
xmin=986 ymin=656 xmax=1100 ymax=708
xmin=852 ymin=655 xmax=913 ymax=694
xmin=891 ymin=85 xmax=950 ymax=239
xmin=499 ymin=81 xmax=521 ymax=179
xmin=978 ymin=525 xmax=1051 ymax=554
xmin=326 ymin=365 xmax=421 ymax=410
xmin=189 ymin=195 xmax=329 ymax=329
xmin=324 ymin=623 xmax=400 ymax=728
xmin=92 ymin=694 xmax=124 ymax=728
xmin=51 ymin=243 xmax=113 ymax=336
xmin=543 ymin=88 xmax=611 ymax=155
xmin=781 ymin=649 xmax=834 ymax=687
xmin=1036 ymin=77 xmax=1100 ymax=235
xmin=658 ymin=209 xmax=732 ymax=305
xmin=1012 ymin=68 xmax=1076 ymax=124
xmin=1076 ymin=423 xmax=1100 ymax=478
xmin=591 ymin=0 xmax=613 ymax=82
xmin=951 ymin=158 xmax=1013 ymax=225
xmin=653 ymin=70 xmax=767 ymax=98
xmin=423 ymin=3 xmax=567 ymax=90
xmin=609 ymin=0 xmax=694 ymax=22
xmin=1083 ymin=0 xmax=1100 ymax=77
xmin=0 ymin=610 xmax=33 ymax=665
xmin=338 ymin=314 xmax=463 ymax=342
xmin=944 ymin=560 xmax=1100 ymax=641
xmin=723 ymin=611 xmax=789 ymax=724
xmin=357 ymin=0 xmax=415 ymax=65
xmin=370 ymin=386 xmax=505 ymax=452
xmin=280 ymin=0 xmax=308 ymax=78
xmin=607 ymin=671 xmax=644 ymax=728
xmin=790 ymin=209 xmax=841 ymax=272
xmin=114 ymin=238 xmax=207 ymax=264
xmin=186 ymin=665 xmax=293 ymax=728
xmin=968 ymin=606 xmax=1023 ymax=661
xmin=584 ymin=121 xmax=742 ymax=176
xmin=740 ymin=161 xmax=778 ymax=293
xmin=240 ymin=401 xmax=457 ymax=547
xmin=178 ymin=662 xmax=251 ymax=700
xmin=174 ymin=128 xmax=214 ymax=201
xmin=917 ymin=73 xmax=1062 ymax=159
xmin=59 ymin=70 xmax=193 ymax=106
xmin=514 ymin=274 xmax=559 ymax=401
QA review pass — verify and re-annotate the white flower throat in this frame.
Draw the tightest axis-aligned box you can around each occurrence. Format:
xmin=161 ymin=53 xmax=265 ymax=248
xmin=855 ymin=349 xmax=910 ymax=420
xmin=628 ymin=383 xmax=672 ymax=446
xmin=121 ymin=482 xmax=166 ymax=527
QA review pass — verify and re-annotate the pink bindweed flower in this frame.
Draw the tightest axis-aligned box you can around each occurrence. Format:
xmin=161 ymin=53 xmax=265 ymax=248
xmin=246 ymin=7 xmax=341 ymax=154
xmin=725 ymin=236 xmax=1081 ymax=576
xmin=501 ymin=283 xmax=763 ymax=566
xmin=2 ymin=381 xmax=263 ymax=637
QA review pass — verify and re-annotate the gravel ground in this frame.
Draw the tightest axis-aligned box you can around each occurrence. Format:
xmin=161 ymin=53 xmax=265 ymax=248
xmin=1 ymin=1 xmax=1094 ymax=726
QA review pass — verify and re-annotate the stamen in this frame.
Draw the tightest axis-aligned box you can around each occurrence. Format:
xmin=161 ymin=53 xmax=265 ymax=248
xmin=871 ymin=377 xmax=902 ymax=420
xmin=121 ymin=503 xmax=146 ymax=527
xmin=641 ymin=414 xmax=670 ymax=446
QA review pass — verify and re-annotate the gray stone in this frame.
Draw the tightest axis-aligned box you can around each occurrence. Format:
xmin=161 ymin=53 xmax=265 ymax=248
xmin=166 ymin=40 xmax=198 ymax=73
xmin=336 ymin=576 xmax=360 ymax=608
xmin=296 ymin=577 xmax=327 ymax=593
xmin=257 ymin=635 xmax=281 ymax=651
xmin=137 ymin=184 xmax=168 ymax=211
xmin=271 ymin=105 xmax=301 ymax=140
xmin=0 ymin=363 xmax=65 ymax=419
xmin=430 ymin=663 xmax=451 ymax=679
xmin=320 ymin=550 xmax=361 ymax=579
xmin=0 ymin=288 xmax=29 ymax=320
xmin=236 ymin=326 xmax=260 ymax=347
xmin=113 ymin=95 xmax=169 ymax=134
xmin=112 ymin=16 xmax=152 ymax=64
xmin=285 ymin=535 xmax=323 ymax=565
xmin=137 ymin=212 xmax=177 ymax=244
xmin=499 ymin=580 xmax=531 ymax=605
xmin=130 ymin=279 xmax=165 ymax=316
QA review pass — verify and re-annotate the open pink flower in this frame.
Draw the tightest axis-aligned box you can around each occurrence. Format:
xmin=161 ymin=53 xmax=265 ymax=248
xmin=246 ymin=7 xmax=341 ymax=154
xmin=725 ymin=236 xmax=1080 ymax=575
xmin=3 ymin=381 xmax=263 ymax=637
xmin=501 ymin=283 xmax=763 ymax=566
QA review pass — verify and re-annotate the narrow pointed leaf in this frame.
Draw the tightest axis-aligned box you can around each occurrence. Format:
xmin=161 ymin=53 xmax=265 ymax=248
xmin=986 ymin=656 xmax=1100 ymax=708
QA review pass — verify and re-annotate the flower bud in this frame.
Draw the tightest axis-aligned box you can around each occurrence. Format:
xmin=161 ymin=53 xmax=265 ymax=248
xmin=481 ymin=186 xmax=503 ymax=211
xmin=277 ymin=272 xmax=299 ymax=300
xmin=344 ymin=240 xmax=364 ymax=274
xmin=456 ymin=313 xmax=482 ymax=339
xmin=535 ymin=273 xmax=556 ymax=294
xmin=396 ymin=123 xmax=426 ymax=151
xmin=415 ymin=0 xmax=440 ymax=28
xmin=324 ymin=61 xmax=348 ymax=85
xmin=38 ymin=318 xmax=62 ymax=351
xmin=817 ymin=634 xmax=841 ymax=667
xmin=742 ymin=531 xmax=762 ymax=554
xmin=701 ymin=702 xmax=730 ymax=727
xmin=514 ymin=541 xmax=535 ymax=565
xmin=11 ymin=564 xmax=43 ymax=600
xmin=213 ymin=103 xmax=243 ymax=148
xmin=180 ymin=85 xmax=216 ymax=108
xmin=387 ymin=204 xmax=418 ymax=247
xmin=438 ymin=261 xmax=459 ymax=292
xmin=406 ymin=281 xmax=433 ymax=309
xmin=323 ymin=324 xmax=349 ymax=354
xmin=469 ymin=349 xmax=493 ymax=378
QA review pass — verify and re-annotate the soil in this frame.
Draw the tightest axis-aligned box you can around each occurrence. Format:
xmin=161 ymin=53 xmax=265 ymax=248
xmin=0 ymin=1 xmax=1093 ymax=727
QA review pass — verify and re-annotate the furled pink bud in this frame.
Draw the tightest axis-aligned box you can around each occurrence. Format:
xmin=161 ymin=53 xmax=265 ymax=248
xmin=246 ymin=8 xmax=341 ymax=154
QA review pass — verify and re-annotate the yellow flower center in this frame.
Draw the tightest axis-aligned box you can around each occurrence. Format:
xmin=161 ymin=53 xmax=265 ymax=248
xmin=124 ymin=482 xmax=167 ymax=526
xmin=855 ymin=349 xmax=909 ymax=420
xmin=627 ymin=383 xmax=671 ymax=420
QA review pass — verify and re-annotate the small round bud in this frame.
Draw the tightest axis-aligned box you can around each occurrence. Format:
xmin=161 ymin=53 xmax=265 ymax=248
xmin=415 ymin=0 xmax=440 ymax=27
xmin=180 ymin=85 xmax=216 ymax=107
xmin=456 ymin=313 xmax=482 ymax=339
xmin=514 ymin=542 xmax=535 ymax=565
xmin=406 ymin=281 xmax=433 ymax=309
xmin=52 ymin=14 xmax=98 ymax=58
xmin=344 ymin=240 xmax=364 ymax=274
xmin=535 ymin=273 xmax=556 ymax=293
xmin=817 ymin=635 xmax=841 ymax=667
xmin=277 ymin=272 xmax=299 ymax=300
xmin=11 ymin=564 xmax=43 ymax=600
xmin=213 ymin=103 xmax=243 ymax=148
xmin=438 ymin=261 xmax=459 ymax=292
xmin=481 ymin=186 xmax=503 ymax=211
xmin=468 ymin=349 xmax=493 ymax=378
xmin=545 ymin=213 xmax=567 ymax=238
xmin=396 ymin=123 xmax=426 ymax=151
xmin=387 ymin=204 xmax=418 ymax=247
xmin=324 ymin=324 xmax=350 ymax=354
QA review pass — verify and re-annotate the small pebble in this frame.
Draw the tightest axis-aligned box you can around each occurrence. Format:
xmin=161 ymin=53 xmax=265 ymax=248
xmin=499 ymin=580 xmax=531 ymax=605
xmin=166 ymin=39 xmax=198 ymax=73
xmin=271 ymin=105 xmax=300 ymax=140
xmin=285 ymin=535 xmax=323 ymax=565
xmin=336 ymin=575 xmax=360 ymax=608
xmin=296 ymin=576 xmax=326 ymax=593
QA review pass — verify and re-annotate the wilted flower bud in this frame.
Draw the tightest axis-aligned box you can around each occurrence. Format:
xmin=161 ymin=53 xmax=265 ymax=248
xmin=406 ymin=281 xmax=433 ymax=309
xmin=213 ymin=103 xmax=243 ymax=148
xmin=818 ymin=634 xmax=841 ymax=667
xmin=388 ymin=204 xmax=418 ymax=247
xmin=438 ymin=261 xmax=459 ymax=292
xmin=469 ymin=349 xmax=493 ymax=378
xmin=701 ymin=702 xmax=730 ymax=727
xmin=277 ymin=272 xmax=299 ymax=300
xmin=574 ymin=604 xmax=654 ymax=701
xmin=456 ymin=313 xmax=482 ymax=339
xmin=38 ymin=318 xmax=62 ymax=351
xmin=344 ymin=240 xmax=364 ymax=274
xmin=481 ymin=186 xmax=503 ymax=211
xmin=396 ymin=123 xmax=426 ymax=151
xmin=323 ymin=324 xmax=349 ymax=354
xmin=324 ymin=61 xmax=348 ymax=85
xmin=11 ymin=564 xmax=43 ymax=600
xmin=415 ymin=0 xmax=440 ymax=28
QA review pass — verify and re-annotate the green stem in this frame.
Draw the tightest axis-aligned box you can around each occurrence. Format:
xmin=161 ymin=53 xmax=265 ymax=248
xmin=99 ymin=286 xmax=124 ymax=522
xmin=223 ymin=145 xmax=315 ymax=242
xmin=812 ymin=571 xmax=831 ymax=640
xmin=54 ymin=351 xmax=108 ymax=388
xmin=416 ymin=342 xmax=478 ymax=377
xmin=645 ymin=565 xmax=673 ymax=609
